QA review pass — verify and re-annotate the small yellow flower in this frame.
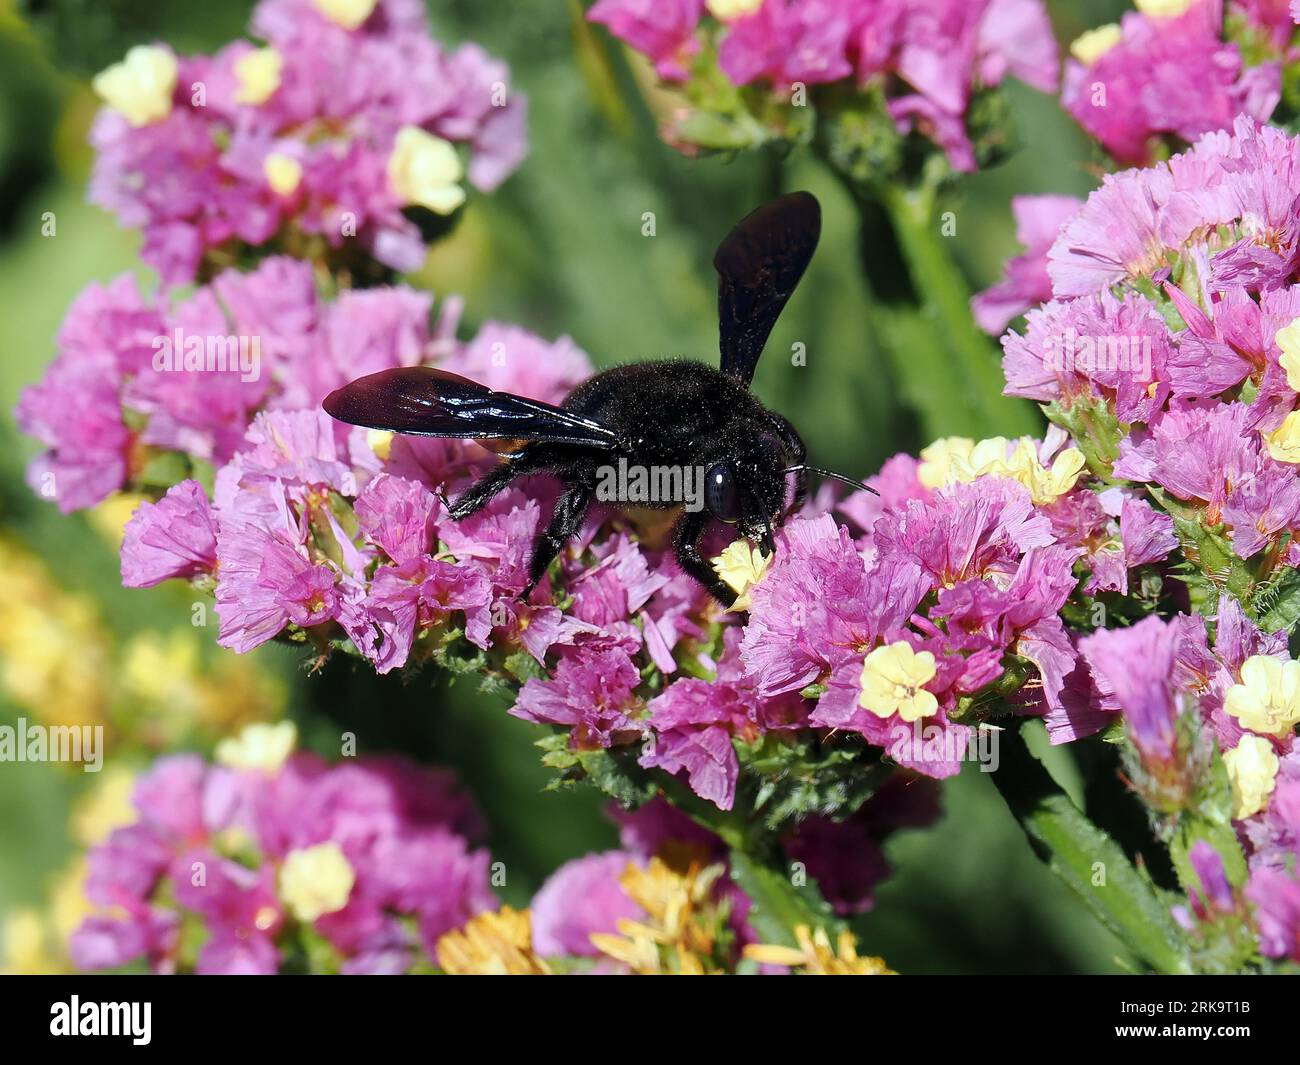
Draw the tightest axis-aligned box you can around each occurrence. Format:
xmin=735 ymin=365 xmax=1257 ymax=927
xmin=1135 ymin=0 xmax=1195 ymax=17
xmin=1263 ymin=411 xmax=1300 ymax=464
xmin=1223 ymin=735 xmax=1279 ymax=819
xmin=388 ymin=127 xmax=466 ymax=215
xmin=49 ymin=859 xmax=97 ymax=950
xmin=92 ymin=45 xmax=178 ymax=127
xmin=744 ymin=925 xmax=894 ymax=975
xmin=367 ymin=429 xmax=395 ymax=461
xmin=711 ymin=539 xmax=771 ymax=611
xmin=918 ymin=436 xmax=976 ymax=489
xmin=1069 ymin=24 xmax=1123 ymax=65
xmin=706 ymin=0 xmax=765 ymax=20
xmin=1274 ymin=318 xmax=1300 ymax=391
xmin=121 ymin=631 xmax=200 ymax=706
xmin=921 ymin=435 xmax=1085 ymax=503
xmin=216 ymin=720 xmax=298 ymax=773
xmin=88 ymin=492 xmax=147 ymax=547
xmin=234 ymin=47 xmax=283 ymax=105
xmin=1 ymin=910 xmax=54 ymax=975
xmin=1224 ymin=655 xmax=1300 ymax=738
xmin=279 ymin=842 xmax=355 ymax=922
xmin=589 ymin=850 xmax=729 ymax=975
xmin=1002 ymin=440 xmax=1087 ymax=505
xmin=264 ymin=152 xmax=303 ymax=196
xmin=859 ymin=641 xmax=938 ymax=723
xmin=311 ymin=0 xmax=377 ymax=29
xmin=436 ymin=907 xmax=551 ymax=975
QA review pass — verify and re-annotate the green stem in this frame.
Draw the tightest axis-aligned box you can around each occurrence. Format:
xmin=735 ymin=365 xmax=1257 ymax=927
xmin=875 ymin=182 xmax=1040 ymax=440
xmin=656 ymin=774 xmax=842 ymax=947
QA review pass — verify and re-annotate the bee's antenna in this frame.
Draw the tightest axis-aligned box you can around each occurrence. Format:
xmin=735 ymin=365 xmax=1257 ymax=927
xmin=784 ymin=465 xmax=879 ymax=496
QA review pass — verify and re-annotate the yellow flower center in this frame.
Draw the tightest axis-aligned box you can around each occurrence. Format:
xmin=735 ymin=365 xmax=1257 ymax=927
xmin=706 ymin=0 xmax=765 ymax=20
xmin=920 ymin=435 xmax=1085 ymax=504
xmin=1069 ymin=25 xmax=1123 ymax=65
xmin=1275 ymin=318 xmax=1300 ymax=392
xmin=710 ymin=539 xmax=771 ymax=612
xmin=367 ymin=429 xmax=394 ymax=462
xmin=264 ymin=153 xmax=303 ymax=196
xmin=215 ymin=720 xmax=297 ymax=773
xmin=1135 ymin=0 xmax=1195 ymax=17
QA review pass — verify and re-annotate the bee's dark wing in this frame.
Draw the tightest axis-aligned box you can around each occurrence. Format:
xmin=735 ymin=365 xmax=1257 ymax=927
xmin=322 ymin=367 xmax=618 ymax=448
xmin=714 ymin=191 xmax=821 ymax=387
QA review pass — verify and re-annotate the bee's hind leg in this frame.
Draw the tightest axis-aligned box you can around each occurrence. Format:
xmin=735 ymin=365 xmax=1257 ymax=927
xmin=441 ymin=451 xmax=547 ymax=520
xmin=521 ymin=483 xmax=592 ymax=601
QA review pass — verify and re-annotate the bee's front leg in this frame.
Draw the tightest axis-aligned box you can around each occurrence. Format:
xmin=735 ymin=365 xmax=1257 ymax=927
xmin=673 ymin=510 xmax=737 ymax=607
xmin=521 ymin=483 xmax=592 ymax=600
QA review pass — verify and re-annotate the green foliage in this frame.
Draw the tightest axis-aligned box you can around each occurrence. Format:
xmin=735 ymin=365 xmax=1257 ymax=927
xmin=728 ymin=849 xmax=843 ymax=948
xmin=741 ymin=734 xmax=889 ymax=833
xmin=995 ymin=721 xmax=1193 ymax=975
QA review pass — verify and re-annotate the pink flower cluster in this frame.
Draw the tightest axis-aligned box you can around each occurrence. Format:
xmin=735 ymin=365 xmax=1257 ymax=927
xmin=977 ymin=113 xmax=1300 ymax=964
xmin=1061 ymin=0 xmax=1288 ymax=165
xmin=71 ymin=750 xmax=495 ymax=974
xmin=531 ymin=780 xmax=939 ymax=960
xmin=14 ymin=256 xmax=462 ymax=512
xmin=1078 ymin=610 xmax=1300 ymax=962
xmin=90 ymin=0 xmax=526 ymax=283
xmin=993 ymin=117 xmax=1300 ymax=568
xmin=587 ymin=0 xmax=1059 ymax=171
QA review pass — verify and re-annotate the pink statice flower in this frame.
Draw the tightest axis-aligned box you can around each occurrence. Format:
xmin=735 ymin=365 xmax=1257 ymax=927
xmin=529 ymin=851 xmax=647 ymax=957
xmin=89 ymin=0 xmax=526 ymax=282
xmin=511 ymin=646 xmax=644 ymax=749
xmin=121 ymin=480 xmax=219 ymax=587
xmin=1079 ymin=615 xmax=1184 ymax=763
xmin=70 ymin=745 xmax=495 ymax=975
xmin=587 ymin=0 xmax=705 ymax=81
xmin=1062 ymin=1 xmax=1280 ymax=165
xmin=974 ymin=194 xmax=1085 ymax=335
xmin=588 ymin=0 xmax=1058 ymax=172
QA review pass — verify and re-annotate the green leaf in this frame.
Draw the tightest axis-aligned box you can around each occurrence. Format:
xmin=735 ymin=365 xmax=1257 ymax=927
xmin=727 ymin=849 xmax=843 ymax=949
xmin=993 ymin=720 xmax=1192 ymax=974
xmin=573 ymin=747 xmax=658 ymax=807
xmin=739 ymin=734 xmax=889 ymax=832
xmin=874 ymin=183 xmax=1040 ymax=440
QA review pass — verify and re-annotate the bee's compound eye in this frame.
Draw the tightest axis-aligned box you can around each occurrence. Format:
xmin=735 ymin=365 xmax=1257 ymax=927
xmin=705 ymin=463 xmax=742 ymax=523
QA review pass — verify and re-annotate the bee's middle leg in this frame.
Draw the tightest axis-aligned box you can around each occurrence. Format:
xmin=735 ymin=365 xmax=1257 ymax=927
xmin=442 ymin=451 xmax=546 ymax=520
xmin=522 ymin=482 xmax=592 ymax=599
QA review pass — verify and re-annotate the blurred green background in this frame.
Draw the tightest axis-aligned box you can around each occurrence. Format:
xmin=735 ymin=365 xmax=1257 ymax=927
xmin=0 ymin=0 xmax=1144 ymax=973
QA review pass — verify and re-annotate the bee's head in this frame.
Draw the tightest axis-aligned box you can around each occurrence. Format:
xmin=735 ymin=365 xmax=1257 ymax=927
xmin=701 ymin=429 xmax=792 ymax=555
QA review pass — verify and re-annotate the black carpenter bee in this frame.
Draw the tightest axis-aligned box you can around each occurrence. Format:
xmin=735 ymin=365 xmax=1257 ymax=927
xmin=322 ymin=192 xmax=872 ymax=606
